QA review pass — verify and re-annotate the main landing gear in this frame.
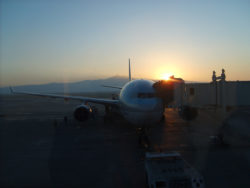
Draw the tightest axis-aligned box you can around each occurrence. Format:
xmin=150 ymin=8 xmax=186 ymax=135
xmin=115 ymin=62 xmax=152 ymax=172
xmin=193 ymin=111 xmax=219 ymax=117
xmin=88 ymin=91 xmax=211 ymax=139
xmin=103 ymin=105 xmax=113 ymax=123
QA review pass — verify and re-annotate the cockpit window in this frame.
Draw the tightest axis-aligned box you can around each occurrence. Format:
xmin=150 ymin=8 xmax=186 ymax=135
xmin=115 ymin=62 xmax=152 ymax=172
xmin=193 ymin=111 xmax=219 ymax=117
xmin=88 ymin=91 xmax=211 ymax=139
xmin=137 ymin=93 xmax=155 ymax=98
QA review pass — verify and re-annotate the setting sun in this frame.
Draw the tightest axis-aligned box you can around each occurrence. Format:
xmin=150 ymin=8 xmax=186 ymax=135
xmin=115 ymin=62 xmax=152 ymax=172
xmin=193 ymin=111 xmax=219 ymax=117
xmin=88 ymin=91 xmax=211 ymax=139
xmin=161 ymin=73 xmax=173 ymax=80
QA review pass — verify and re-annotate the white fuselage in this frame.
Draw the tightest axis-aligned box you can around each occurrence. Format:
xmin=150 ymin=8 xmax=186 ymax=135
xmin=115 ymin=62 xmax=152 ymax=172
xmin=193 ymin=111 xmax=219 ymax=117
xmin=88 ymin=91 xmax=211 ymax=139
xmin=119 ymin=79 xmax=164 ymax=127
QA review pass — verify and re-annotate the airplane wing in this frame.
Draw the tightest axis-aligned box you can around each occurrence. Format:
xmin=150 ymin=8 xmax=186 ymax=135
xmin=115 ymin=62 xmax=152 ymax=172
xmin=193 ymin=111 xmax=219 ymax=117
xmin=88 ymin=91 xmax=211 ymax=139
xmin=9 ymin=87 xmax=119 ymax=106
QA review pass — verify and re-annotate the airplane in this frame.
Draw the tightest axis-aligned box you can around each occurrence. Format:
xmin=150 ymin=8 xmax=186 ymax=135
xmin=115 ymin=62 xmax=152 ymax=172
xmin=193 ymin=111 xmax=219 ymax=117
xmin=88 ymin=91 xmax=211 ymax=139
xmin=10 ymin=59 xmax=164 ymax=128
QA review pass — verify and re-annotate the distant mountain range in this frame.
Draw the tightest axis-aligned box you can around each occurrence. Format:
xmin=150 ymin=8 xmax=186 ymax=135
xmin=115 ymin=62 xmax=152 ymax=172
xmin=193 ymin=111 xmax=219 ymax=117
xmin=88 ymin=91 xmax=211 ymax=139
xmin=0 ymin=76 xmax=204 ymax=95
xmin=0 ymin=76 xmax=129 ymax=94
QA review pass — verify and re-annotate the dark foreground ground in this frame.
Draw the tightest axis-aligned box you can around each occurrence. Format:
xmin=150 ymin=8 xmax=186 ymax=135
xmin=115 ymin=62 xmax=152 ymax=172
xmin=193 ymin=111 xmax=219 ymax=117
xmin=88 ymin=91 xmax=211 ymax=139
xmin=0 ymin=95 xmax=250 ymax=187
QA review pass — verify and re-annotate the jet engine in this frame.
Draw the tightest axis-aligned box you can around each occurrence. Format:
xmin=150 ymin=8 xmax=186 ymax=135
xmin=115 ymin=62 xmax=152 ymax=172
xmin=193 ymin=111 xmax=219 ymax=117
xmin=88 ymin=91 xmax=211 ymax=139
xmin=74 ymin=104 xmax=92 ymax=122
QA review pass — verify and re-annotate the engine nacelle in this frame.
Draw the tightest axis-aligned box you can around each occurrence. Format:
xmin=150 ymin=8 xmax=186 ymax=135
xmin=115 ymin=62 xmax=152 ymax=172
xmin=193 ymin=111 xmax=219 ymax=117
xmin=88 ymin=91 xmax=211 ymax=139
xmin=178 ymin=105 xmax=198 ymax=121
xmin=74 ymin=104 xmax=92 ymax=122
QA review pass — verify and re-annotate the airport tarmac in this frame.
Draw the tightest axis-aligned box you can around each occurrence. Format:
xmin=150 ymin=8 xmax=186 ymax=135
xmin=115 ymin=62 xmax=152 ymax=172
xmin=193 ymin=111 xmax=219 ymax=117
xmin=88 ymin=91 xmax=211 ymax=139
xmin=0 ymin=95 xmax=250 ymax=187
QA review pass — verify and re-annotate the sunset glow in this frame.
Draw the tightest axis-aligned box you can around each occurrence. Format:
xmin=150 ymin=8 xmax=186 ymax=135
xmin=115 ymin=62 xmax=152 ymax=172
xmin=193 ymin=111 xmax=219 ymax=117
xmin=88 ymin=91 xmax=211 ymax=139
xmin=160 ymin=73 xmax=173 ymax=81
xmin=1 ymin=1 xmax=250 ymax=87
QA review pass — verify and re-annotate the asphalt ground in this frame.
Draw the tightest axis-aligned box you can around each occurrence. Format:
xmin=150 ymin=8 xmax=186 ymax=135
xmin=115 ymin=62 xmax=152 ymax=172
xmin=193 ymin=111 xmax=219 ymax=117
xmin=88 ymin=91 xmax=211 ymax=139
xmin=0 ymin=95 xmax=250 ymax=187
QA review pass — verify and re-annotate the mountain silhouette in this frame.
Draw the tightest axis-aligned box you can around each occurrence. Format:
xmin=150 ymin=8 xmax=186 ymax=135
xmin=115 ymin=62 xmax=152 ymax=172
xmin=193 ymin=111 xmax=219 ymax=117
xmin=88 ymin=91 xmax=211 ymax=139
xmin=0 ymin=76 xmax=129 ymax=94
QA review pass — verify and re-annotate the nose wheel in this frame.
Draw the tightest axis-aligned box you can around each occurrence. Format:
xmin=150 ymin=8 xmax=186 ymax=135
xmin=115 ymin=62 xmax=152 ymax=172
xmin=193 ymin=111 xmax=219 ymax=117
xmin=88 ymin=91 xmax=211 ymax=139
xmin=136 ymin=128 xmax=151 ymax=149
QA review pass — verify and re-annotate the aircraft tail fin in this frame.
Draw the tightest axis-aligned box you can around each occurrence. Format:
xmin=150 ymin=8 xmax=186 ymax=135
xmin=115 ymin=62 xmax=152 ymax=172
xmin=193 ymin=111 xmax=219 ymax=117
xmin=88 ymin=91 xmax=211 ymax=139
xmin=129 ymin=58 xmax=131 ymax=81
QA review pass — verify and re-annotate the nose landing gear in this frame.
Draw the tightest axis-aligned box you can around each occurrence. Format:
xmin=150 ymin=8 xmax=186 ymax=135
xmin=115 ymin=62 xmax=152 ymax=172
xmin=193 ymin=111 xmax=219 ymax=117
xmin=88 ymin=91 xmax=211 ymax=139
xmin=136 ymin=128 xmax=151 ymax=149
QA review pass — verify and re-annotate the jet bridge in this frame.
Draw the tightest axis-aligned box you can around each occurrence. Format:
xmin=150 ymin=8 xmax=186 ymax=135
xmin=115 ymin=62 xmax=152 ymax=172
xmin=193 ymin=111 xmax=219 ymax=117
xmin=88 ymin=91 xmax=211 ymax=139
xmin=181 ymin=69 xmax=250 ymax=110
xmin=153 ymin=76 xmax=198 ymax=120
xmin=154 ymin=69 xmax=250 ymax=120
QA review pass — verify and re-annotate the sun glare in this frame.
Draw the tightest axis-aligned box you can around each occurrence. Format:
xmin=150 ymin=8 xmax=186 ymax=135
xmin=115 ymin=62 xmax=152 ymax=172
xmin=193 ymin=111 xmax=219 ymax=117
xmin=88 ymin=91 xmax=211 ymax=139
xmin=161 ymin=73 xmax=172 ymax=80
